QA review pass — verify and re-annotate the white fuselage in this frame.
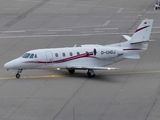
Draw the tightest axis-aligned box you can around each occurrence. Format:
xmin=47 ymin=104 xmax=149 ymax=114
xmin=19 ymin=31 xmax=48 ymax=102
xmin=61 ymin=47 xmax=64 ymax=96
xmin=4 ymin=41 xmax=146 ymax=70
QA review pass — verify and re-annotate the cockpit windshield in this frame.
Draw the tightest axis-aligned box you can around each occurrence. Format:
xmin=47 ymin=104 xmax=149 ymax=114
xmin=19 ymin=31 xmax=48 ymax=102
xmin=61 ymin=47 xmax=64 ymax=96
xmin=22 ymin=53 xmax=31 ymax=58
xmin=29 ymin=54 xmax=34 ymax=58
xmin=22 ymin=53 xmax=38 ymax=58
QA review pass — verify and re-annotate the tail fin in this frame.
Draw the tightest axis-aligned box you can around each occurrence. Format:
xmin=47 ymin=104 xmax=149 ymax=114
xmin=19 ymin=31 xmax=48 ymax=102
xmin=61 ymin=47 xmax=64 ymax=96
xmin=130 ymin=19 xmax=153 ymax=44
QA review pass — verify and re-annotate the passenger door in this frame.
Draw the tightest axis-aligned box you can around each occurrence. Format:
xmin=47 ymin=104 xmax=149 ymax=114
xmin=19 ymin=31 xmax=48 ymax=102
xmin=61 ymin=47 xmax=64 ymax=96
xmin=45 ymin=51 xmax=53 ymax=66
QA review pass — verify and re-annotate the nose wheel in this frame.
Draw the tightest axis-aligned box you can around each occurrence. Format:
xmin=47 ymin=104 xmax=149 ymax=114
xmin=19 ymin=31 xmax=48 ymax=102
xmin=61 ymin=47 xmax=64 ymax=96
xmin=16 ymin=73 xmax=20 ymax=79
xmin=15 ymin=69 xmax=22 ymax=79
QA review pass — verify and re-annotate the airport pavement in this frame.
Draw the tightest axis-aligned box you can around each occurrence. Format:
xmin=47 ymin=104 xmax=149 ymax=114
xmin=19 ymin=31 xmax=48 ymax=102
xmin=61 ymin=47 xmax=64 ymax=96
xmin=0 ymin=0 xmax=160 ymax=120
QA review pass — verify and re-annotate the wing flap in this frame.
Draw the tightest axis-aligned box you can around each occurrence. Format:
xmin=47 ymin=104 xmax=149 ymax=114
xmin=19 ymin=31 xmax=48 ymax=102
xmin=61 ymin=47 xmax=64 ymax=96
xmin=130 ymin=39 xmax=156 ymax=44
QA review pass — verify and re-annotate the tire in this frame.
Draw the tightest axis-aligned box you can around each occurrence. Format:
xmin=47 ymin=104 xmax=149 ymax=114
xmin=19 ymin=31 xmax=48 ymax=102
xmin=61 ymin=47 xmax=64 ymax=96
xmin=87 ymin=71 xmax=95 ymax=77
xmin=68 ymin=69 xmax=75 ymax=74
xmin=16 ymin=73 xmax=20 ymax=79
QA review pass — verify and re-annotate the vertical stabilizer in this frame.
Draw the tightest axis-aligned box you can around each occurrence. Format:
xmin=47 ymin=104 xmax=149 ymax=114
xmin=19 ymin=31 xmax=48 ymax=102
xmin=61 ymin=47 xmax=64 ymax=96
xmin=130 ymin=19 xmax=153 ymax=44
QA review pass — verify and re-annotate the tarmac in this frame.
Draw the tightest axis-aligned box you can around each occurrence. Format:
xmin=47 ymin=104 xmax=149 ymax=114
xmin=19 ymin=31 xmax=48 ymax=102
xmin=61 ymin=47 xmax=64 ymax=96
xmin=0 ymin=0 xmax=160 ymax=120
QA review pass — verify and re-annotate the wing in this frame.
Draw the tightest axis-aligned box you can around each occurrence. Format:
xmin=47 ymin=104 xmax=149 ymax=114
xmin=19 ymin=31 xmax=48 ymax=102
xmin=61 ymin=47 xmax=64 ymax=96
xmin=66 ymin=65 xmax=120 ymax=70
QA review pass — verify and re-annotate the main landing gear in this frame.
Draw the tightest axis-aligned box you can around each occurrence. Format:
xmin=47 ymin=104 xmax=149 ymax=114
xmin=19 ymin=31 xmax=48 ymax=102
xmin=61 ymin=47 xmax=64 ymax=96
xmin=68 ymin=69 xmax=95 ymax=77
xmin=87 ymin=69 xmax=95 ymax=77
xmin=68 ymin=69 xmax=75 ymax=74
xmin=15 ymin=69 xmax=22 ymax=79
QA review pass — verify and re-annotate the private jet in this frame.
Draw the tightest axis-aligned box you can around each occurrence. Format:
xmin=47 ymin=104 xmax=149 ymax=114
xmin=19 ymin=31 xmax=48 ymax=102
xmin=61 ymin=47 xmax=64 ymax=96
xmin=4 ymin=19 xmax=153 ymax=78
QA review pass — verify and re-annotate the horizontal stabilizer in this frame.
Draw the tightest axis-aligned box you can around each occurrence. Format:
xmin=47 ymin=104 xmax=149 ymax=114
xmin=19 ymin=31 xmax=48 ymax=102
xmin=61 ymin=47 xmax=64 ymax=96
xmin=124 ymin=54 xmax=140 ymax=59
xmin=130 ymin=39 xmax=155 ymax=44
xmin=122 ymin=35 xmax=131 ymax=41
xmin=67 ymin=66 xmax=120 ymax=70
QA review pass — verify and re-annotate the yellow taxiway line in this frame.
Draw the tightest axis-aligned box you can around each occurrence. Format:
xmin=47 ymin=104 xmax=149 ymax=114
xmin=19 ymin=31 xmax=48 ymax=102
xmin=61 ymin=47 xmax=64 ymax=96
xmin=0 ymin=75 xmax=67 ymax=80
xmin=0 ymin=70 xmax=160 ymax=80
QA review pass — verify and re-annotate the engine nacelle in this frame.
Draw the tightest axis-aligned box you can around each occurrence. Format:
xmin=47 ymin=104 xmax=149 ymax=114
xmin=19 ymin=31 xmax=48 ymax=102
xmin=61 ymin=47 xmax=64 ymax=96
xmin=94 ymin=47 xmax=123 ymax=59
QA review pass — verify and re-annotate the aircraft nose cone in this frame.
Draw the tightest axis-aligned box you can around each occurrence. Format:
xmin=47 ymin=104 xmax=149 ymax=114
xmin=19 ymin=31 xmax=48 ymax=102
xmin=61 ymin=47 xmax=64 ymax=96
xmin=4 ymin=61 xmax=15 ymax=70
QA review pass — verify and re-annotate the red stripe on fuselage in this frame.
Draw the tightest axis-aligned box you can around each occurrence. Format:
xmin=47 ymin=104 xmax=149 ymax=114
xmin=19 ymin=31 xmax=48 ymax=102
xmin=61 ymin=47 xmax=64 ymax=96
xmin=123 ymin=48 xmax=142 ymax=50
xmin=24 ymin=52 xmax=97 ymax=64
xmin=53 ymin=52 xmax=94 ymax=63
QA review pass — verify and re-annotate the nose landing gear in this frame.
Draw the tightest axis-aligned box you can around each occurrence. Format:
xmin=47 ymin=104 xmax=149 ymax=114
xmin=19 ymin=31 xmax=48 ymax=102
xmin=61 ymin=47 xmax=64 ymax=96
xmin=15 ymin=69 xmax=22 ymax=79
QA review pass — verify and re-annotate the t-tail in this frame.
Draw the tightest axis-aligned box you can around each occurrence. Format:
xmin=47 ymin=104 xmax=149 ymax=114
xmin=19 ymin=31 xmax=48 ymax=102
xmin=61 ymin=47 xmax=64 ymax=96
xmin=130 ymin=19 xmax=153 ymax=44
xmin=122 ymin=19 xmax=153 ymax=59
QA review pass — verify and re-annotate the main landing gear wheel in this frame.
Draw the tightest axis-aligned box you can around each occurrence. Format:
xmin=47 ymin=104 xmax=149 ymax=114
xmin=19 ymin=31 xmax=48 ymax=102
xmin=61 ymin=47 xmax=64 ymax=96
xmin=15 ymin=69 xmax=22 ymax=79
xmin=68 ymin=69 xmax=75 ymax=74
xmin=87 ymin=69 xmax=95 ymax=77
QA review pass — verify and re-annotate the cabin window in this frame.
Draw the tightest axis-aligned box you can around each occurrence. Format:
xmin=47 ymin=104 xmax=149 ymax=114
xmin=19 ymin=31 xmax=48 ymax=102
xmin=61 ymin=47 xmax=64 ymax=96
xmin=55 ymin=53 xmax=58 ymax=57
xmin=29 ymin=54 xmax=34 ymax=58
xmin=70 ymin=52 xmax=73 ymax=56
xmin=22 ymin=53 xmax=30 ymax=58
xmin=77 ymin=52 xmax=80 ymax=56
xmin=35 ymin=54 xmax=37 ymax=58
xmin=62 ymin=53 xmax=65 ymax=57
